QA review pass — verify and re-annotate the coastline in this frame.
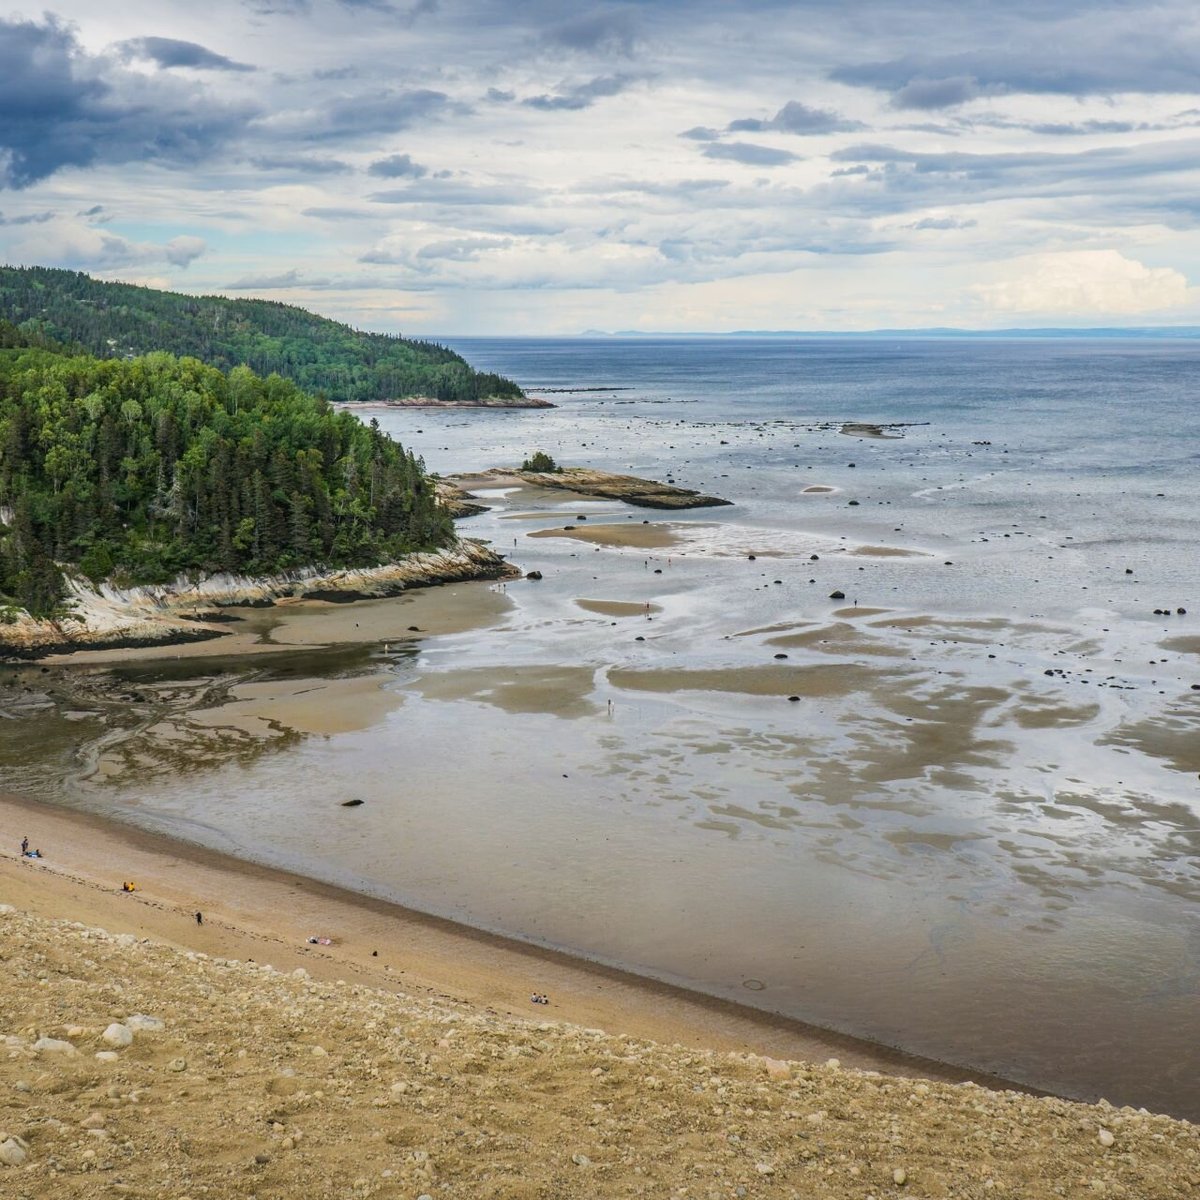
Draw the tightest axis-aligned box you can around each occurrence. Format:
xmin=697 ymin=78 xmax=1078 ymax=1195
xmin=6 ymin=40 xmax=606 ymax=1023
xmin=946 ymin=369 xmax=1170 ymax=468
xmin=0 ymin=789 xmax=1023 ymax=1091
xmin=0 ymin=538 xmax=514 ymax=660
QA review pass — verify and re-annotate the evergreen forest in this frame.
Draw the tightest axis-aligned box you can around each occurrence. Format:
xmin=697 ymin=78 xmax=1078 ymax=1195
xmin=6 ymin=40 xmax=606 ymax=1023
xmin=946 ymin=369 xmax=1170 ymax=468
xmin=0 ymin=321 xmax=455 ymax=617
xmin=0 ymin=266 xmax=523 ymax=404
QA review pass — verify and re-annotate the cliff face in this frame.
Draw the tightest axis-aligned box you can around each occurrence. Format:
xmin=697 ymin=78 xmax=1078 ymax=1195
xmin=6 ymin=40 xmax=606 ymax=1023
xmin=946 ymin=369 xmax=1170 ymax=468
xmin=0 ymin=540 xmax=513 ymax=659
xmin=1 ymin=902 xmax=1196 ymax=1198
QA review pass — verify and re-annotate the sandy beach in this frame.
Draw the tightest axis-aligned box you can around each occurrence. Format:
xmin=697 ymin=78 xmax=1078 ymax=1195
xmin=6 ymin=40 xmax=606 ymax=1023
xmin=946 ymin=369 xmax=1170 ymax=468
xmin=4 ymin=795 xmax=1199 ymax=1199
xmin=0 ymin=792 xmax=1007 ymax=1083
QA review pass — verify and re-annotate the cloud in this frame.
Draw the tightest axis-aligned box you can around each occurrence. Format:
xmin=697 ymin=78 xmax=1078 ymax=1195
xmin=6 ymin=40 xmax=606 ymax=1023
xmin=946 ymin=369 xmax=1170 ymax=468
xmin=416 ymin=236 xmax=513 ymax=260
xmin=975 ymin=250 xmax=1191 ymax=315
xmin=0 ymin=15 xmax=256 ymax=188
xmin=832 ymin=14 xmax=1200 ymax=110
xmin=289 ymin=88 xmax=461 ymax=140
xmin=728 ymin=100 xmax=866 ymax=136
xmin=369 ymin=179 xmax=542 ymax=206
xmin=485 ymin=87 xmax=515 ymax=102
xmin=7 ymin=220 xmax=207 ymax=271
xmin=165 ymin=236 xmax=207 ymax=267
xmin=249 ymin=155 xmax=351 ymax=174
xmin=224 ymin=268 xmax=325 ymax=289
xmin=367 ymin=153 xmax=428 ymax=178
xmin=905 ymin=216 xmax=977 ymax=230
xmin=701 ymin=142 xmax=799 ymax=167
xmin=522 ymin=73 xmax=641 ymax=111
xmin=544 ymin=10 xmax=637 ymax=57
xmin=0 ymin=211 xmax=55 ymax=227
xmin=680 ymin=126 xmax=719 ymax=141
xmin=116 ymin=37 xmax=254 ymax=73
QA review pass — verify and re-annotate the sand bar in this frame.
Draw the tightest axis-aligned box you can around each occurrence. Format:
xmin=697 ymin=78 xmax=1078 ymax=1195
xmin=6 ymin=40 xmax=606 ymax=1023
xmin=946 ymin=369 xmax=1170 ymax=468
xmin=528 ymin=522 xmax=682 ymax=549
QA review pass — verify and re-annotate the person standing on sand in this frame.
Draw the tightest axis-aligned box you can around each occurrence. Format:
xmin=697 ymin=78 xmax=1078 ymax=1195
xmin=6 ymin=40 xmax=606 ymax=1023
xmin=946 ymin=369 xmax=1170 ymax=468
xmin=21 ymin=836 xmax=28 ymax=855
xmin=195 ymin=911 xmax=203 ymax=925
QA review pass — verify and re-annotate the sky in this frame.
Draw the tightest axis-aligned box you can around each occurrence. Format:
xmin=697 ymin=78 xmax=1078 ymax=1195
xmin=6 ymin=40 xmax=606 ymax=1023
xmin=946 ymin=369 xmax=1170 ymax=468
xmin=3 ymin=1 xmax=1200 ymax=334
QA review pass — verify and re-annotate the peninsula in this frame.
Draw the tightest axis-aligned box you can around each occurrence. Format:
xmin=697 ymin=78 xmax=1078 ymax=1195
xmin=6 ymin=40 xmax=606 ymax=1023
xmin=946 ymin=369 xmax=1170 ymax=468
xmin=0 ymin=266 xmax=525 ymax=405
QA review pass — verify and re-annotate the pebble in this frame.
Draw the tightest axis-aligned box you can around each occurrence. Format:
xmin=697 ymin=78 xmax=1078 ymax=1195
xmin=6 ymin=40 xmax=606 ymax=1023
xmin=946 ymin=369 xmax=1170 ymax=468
xmin=1099 ymin=1128 xmax=1115 ymax=1147
xmin=81 ymin=1112 xmax=107 ymax=1129
xmin=572 ymin=1153 xmax=592 ymax=1167
xmin=125 ymin=1014 xmax=164 ymax=1033
xmin=33 ymin=1036 xmax=78 ymax=1056
xmin=167 ymin=1058 xmax=187 ymax=1072
xmin=96 ymin=1051 xmax=120 ymax=1063
xmin=102 ymin=1023 xmax=133 ymax=1048
xmin=0 ymin=1136 xmax=29 ymax=1167
xmin=893 ymin=1166 xmax=908 ymax=1185
xmin=762 ymin=1056 xmax=791 ymax=1080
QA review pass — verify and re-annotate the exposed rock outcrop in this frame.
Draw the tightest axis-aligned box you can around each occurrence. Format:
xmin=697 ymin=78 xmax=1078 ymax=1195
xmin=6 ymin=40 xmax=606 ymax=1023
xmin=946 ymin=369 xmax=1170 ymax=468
xmin=453 ymin=467 xmax=731 ymax=510
xmin=0 ymin=540 xmax=514 ymax=660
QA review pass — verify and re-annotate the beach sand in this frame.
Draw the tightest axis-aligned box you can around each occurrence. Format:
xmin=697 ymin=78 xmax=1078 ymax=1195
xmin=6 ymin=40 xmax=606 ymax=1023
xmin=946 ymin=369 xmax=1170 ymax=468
xmin=528 ymin=523 xmax=682 ymax=549
xmin=0 ymin=793 xmax=998 ymax=1081
xmin=4 ymin=798 xmax=1199 ymax=1199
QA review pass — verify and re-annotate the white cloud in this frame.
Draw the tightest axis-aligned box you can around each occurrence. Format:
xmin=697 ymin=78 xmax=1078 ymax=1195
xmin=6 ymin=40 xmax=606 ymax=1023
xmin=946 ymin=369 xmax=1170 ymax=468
xmin=973 ymin=250 xmax=1191 ymax=315
xmin=6 ymin=219 xmax=207 ymax=271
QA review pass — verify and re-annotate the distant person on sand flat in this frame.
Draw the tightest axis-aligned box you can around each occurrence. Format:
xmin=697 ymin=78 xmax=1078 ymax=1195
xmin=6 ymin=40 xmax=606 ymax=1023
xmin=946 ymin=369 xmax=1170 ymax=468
xmin=195 ymin=911 xmax=203 ymax=925
xmin=21 ymin=836 xmax=28 ymax=855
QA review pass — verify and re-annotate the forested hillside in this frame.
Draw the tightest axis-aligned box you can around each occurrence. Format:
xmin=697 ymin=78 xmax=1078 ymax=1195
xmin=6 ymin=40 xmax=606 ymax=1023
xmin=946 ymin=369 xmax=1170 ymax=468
xmin=0 ymin=323 xmax=454 ymax=616
xmin=0 ymin=266 xmax=522 ymax=404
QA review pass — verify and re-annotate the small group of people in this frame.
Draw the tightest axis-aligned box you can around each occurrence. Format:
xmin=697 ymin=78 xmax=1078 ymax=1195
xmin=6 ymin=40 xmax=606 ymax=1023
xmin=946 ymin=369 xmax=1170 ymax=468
xmin=529 ymin=992 xmax=551 ymax=1005
xmin=120 ymin=880 xmax=137 ymax=892
xmin=19 ymin=837 xmax=42 ymax=859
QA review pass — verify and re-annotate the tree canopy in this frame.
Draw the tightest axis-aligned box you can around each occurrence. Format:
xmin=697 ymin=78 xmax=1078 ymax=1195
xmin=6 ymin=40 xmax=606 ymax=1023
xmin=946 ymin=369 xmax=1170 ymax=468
xmin=0 ymin=266 xmax=522 ymax=404
xmin=0 ymin=324 xmax=454 ymax=616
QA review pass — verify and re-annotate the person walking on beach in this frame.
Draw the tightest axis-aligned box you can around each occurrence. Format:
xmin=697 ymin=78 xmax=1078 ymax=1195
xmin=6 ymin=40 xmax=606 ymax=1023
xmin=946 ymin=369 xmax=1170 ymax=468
xmin=195 ymin=911 xmax=203 ymax=925
xmin=21 ymin=836 xmax=28 ymax=856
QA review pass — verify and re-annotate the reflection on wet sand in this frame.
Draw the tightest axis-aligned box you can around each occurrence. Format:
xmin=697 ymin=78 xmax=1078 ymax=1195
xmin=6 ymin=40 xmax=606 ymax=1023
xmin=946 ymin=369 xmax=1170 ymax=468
xmin=407 ymin=664 xmax=600 ymax=718
xmin=576 ymin=599 xmax=662 ymax=618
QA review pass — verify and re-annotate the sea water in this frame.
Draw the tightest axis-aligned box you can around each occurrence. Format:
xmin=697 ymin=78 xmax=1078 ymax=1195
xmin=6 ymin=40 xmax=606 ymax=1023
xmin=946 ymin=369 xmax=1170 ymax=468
xmin=5 ymin=337 xmax=1199 ymax=1115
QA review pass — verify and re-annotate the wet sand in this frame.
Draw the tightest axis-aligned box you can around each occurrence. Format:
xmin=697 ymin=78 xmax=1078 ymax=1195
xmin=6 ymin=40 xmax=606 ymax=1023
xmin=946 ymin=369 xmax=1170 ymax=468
xmin=0 ymin=792 xmax=1019 ymax=1089
xmin=576 ymin=598 xmax=662 ymax=617
xmin=528 ymin=522 xmax=683 ymax=549
xmin=38 ymin=581 xmax=514 ymax=666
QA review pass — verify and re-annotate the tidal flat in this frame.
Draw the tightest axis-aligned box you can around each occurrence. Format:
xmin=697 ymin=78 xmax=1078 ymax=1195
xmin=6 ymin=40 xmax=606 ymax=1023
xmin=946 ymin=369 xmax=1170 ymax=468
xmin=4 ymin=336 xmax=1199 ymax=1117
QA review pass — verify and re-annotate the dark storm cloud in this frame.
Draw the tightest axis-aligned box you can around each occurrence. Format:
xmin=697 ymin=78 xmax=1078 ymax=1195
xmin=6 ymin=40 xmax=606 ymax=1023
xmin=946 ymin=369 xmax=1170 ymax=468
xmin=116 ymin=37 xmax=254 ymax=72
xmin=367 ymin=153 xmax=428 ymax=178
xmin=0 ymin=16 xmax=256 ymax=189
xmin=522 ymin=74 xmax=641 ymax=111
xmin=701 ymin=142 xmax=799 ymax=167
xmin=728 ymin=100 xmax=866 ymax=135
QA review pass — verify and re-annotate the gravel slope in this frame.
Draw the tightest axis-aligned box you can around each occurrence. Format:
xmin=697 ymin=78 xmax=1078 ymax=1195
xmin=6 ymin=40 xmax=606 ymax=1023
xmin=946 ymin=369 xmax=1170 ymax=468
xmin=2 ymin=904 xmax=1197 ymax=1199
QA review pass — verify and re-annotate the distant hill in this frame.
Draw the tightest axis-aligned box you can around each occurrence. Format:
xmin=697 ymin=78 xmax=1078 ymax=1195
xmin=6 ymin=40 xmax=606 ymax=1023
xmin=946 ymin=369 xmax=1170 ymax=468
xmin=0 ymin=266 xmax=523 ymax=403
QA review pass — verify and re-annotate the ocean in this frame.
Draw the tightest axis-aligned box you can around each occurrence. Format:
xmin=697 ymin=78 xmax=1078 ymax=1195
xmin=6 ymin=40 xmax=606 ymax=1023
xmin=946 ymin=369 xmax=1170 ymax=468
xmin=5 ymin=337 xmax=1199 ymax=1115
